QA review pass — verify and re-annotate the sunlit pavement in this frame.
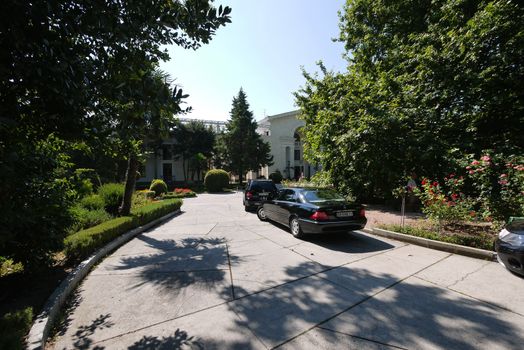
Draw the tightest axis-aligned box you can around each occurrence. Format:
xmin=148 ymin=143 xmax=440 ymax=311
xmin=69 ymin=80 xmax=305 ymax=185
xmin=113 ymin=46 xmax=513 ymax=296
xmin=50 ymin=192 xmax=524 ymax=349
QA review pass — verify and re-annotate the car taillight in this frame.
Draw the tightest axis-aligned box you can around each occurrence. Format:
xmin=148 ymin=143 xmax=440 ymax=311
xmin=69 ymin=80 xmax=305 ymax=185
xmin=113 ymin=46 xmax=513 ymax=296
xmin=310 ymin=211 xmax=329 ymax=221
xmin=359 ymin=208 xmax=366 ymax=217
xmin=246 ymin=191 xmax=253 ymax=200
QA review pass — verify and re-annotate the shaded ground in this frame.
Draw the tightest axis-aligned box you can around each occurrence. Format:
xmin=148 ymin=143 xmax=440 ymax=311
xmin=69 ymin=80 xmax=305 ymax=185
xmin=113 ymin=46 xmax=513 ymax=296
xmin=47 ymin=192 xmax=524 ymax=349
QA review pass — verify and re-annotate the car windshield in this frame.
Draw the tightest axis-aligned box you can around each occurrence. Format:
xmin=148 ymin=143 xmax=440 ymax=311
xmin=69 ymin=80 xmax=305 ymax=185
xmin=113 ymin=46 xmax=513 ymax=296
xmin=302 ymin=190 xmax=345 ymax=203
xmin=251 ymin=182 xmax=275 ymax=191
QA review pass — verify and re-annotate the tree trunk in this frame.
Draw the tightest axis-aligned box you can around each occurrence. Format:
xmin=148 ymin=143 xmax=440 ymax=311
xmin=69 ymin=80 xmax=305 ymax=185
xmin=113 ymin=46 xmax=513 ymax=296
xmin=182 ymin=156 xmax=187 ymax=182
xmin=119 ymin=153 xmax=138 ymax=216
xmin=238 ymin=167 xmax=243 ymax=185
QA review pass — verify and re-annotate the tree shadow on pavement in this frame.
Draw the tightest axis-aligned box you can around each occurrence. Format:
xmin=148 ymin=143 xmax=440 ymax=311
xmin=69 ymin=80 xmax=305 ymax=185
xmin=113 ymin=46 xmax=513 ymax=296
xmin=114 ymin=235 xmax=241 ymax=295
xmin=70 ymin=313 xmax=113 ymax=350
xmin=224 ymin=262 xmax=524 ymax=349
xmin=303 ymin=231 xmax=396 ymax=254
xmin=128 ymin=328 xmax=203 ymax=350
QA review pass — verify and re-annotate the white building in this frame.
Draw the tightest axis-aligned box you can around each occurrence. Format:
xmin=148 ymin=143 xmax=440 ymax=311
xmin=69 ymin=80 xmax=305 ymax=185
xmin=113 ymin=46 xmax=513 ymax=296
xmin=137 ymin=110 xmax=318 ymax=185
xmin=137 ymin=118 xmax=227 ymax=185
xmin=249 ymin=110 xmax=319 ymax=181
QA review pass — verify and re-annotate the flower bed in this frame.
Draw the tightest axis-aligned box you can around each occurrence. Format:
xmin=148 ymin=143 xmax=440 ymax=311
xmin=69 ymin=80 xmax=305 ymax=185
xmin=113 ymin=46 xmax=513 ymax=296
xmin=162 ymin=188 xmax=197 ymax=199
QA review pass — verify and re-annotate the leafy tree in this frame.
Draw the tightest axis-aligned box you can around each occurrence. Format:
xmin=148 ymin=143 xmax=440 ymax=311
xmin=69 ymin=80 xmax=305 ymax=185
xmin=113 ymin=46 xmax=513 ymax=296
xmin=172 ymin=120 xmax=216 ymax=182
xmin=223 ymin=89 xmax=273 ymax=184
xmin=295 ymin=0 xmax=524 ymax=201
xmin=0 ymin=0 xmax=232 ymax=267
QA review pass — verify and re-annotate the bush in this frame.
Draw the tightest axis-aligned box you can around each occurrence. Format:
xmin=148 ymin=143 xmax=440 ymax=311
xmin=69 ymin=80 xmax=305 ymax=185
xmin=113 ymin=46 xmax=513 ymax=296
xmin=64 ymin=199 xmax=183 ymax=261
xmin=97 ymin=183 xmax=124 ymax=215
xmin=415 ymin=176 xmax=474 ymax=230
xmin=269 ymin=170 xmax=283 ymax=184
xmin=64 ymin=217 xmax=137 ymax=260
xmin=69 ymin=206 xmax=112 ymax=233
xmin=0 ymin=307 xmax=33 ymax=350
xmin=204 ymin=169 xmax=229 ymax=192
xmin=132 ymin=198 xmax=183 ymax=226
xmin=136 ymin=190 xmax=156 ymax=200
xmin=79 ymin=194 xmax=105 ymax=211
xmin=149 ymin=179 xmax=168 ymax=197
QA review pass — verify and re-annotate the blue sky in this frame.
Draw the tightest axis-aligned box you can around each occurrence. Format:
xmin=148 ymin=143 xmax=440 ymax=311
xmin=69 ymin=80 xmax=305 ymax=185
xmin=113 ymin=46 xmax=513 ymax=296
xmin=160 ymin=0 xmax=347 ymax=121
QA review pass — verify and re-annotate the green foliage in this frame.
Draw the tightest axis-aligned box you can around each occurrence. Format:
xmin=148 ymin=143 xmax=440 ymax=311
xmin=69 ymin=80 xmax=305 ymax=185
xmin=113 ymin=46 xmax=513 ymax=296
xmin=69 ymin=206 xmax=112 ymax=233
xmin=0 ymin=307 xmax=33 ymax=350
xmin=64 ymin=199 xmax=182 ymax=261
xmin=381 ymin=225 xmax=495 ymax=251
xmin=1 ymin=0 xmax=231 ymax=267
xmin=0 ymin=257 xmax=23 ymax=277
xmin=204 ymin=169 xmax=230 ymax=192
xmin=415 ymin=177 xmax=475 ymax=229
xmin=465 ymin=152 xmax=524 ymax=221
xmin=0 ymin=135 xmax=77 ymax=270
xmin=172 ymin=121 xmax=216 ymax=181
xmin=132 ymin=199 xmax=183 ymax=226
xmin=79 ymin=194 xmax=105 ymax=211
xmin=149 ymin=179 xmax=168 ymax=197
xmin=64 ymin=217 xmax=137 ymax=261
xmin=269 ymin=170 xmax=283 ymax=184
xmin=295 ymin=0 xmax=524 ymax=201
xmin=222 ymin=89 xmax=273 ymax=184
xmin=97 ymin=183 xmax=125 ymax=215
xmin=310 ymin=170 xmax=333 ymax=188
xmin=136 ymin=190 xmax=156 ymax=200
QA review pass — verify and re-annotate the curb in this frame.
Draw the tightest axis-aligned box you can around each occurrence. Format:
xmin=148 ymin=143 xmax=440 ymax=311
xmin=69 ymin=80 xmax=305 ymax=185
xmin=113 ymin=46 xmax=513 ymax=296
xmin=362 ymin=227 xmax=497 ymax=261
xmin=26 ymin=209 xmax=181 ymax=350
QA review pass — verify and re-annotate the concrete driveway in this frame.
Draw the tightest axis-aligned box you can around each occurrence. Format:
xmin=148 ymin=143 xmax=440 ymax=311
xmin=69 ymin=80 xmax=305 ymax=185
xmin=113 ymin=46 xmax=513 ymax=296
xmin=50 ymin=192 xmax=524 ymax=349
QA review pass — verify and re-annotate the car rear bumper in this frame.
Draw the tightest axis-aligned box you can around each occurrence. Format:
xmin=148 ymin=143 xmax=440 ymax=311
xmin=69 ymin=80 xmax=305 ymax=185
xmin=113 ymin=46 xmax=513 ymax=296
xmin=298 ymin=217 xmax=367 ymax=234
xmin=495 ymin=239 xmax=524 ymax=276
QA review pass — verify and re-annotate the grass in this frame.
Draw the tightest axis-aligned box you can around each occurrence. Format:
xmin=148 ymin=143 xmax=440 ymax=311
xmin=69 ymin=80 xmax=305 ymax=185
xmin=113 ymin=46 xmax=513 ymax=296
xmin=379 ymin=224 xmax=496 ymax=251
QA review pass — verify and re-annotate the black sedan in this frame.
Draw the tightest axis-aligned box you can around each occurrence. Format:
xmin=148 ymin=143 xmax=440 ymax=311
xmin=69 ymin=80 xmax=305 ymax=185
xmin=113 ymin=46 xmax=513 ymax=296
xmin=257 ymin=187 xmax=366 ymax=238
xmin=495 ymin=217 xmax=524 ymax=277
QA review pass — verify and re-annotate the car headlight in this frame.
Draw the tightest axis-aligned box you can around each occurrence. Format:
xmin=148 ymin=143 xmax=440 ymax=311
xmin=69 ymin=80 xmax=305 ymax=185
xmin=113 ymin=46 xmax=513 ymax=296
xmin=499 ymin=228 xmax=524 ymax=246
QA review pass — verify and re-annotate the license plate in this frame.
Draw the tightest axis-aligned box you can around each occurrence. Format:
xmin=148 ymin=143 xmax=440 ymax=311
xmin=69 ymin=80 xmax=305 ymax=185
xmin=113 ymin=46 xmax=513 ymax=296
xmin=259 ymin=192 xmax=269 ymax=196
xmin=336 ymin=211 xmax=353 ymax=218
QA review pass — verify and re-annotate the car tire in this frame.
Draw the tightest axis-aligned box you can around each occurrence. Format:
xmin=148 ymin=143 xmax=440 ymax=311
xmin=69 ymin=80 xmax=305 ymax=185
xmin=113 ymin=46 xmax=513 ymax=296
xmin=257 ymin=206 xmax=267 ymax=221
xmin=289 ymin=217 xmax=304 ymax=238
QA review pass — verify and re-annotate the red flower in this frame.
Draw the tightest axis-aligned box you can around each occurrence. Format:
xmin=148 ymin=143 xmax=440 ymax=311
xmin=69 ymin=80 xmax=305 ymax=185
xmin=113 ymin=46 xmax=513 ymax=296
xmin=421 ymin=179 xmax=427 ymax=185
xmin=471 ymin=160 xmax=480 ymax=166
xmin=432 ymin=181 xmax=438 ymax=187
xmin=451 ymin=193 xmax=458 ymax=200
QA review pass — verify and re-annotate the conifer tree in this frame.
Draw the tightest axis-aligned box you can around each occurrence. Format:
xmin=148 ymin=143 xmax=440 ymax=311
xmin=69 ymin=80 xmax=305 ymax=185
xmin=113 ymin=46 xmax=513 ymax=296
xmin=224 ymin=89 xmax=273 ymax=184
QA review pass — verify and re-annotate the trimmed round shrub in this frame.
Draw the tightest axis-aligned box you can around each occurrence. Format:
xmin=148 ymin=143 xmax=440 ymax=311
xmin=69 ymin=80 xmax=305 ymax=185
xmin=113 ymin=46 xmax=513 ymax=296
xmin=79 ymin=194 xmax=105 ymax=211
xmin=149 ymin=179 xmax=168 ymax=197
xmin=97 ymin=183 xmax=125 ymax=215
xmin=204 ymin=169 xmax=229 ymax=192
xmin=269 ymin=170 xmax=283 ymax=184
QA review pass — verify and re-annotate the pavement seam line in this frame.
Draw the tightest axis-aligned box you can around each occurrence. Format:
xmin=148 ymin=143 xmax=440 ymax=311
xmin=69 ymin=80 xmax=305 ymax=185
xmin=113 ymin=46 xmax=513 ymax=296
xmin=412 ymin=275 xmax=524 ymax=318
xmin=315 ymin=327 xmax=409 ymax=350
xmin=225 ymin=243 xmax=236 ymax=300
xmin=270 ymin=252 xmax=453 ymax=349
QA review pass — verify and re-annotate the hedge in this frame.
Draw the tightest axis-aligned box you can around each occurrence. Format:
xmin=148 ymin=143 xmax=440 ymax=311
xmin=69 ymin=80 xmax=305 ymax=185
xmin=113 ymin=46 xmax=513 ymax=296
xmin=64 ymin=199 xmax=182 ymax=261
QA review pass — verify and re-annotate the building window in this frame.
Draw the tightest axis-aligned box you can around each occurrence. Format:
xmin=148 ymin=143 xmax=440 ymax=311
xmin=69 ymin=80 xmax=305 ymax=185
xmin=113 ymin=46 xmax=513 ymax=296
xmin=294 ymin=149 xmax=300 ymax=160
xmin=162 ymin=146 xmax=172 ymax=160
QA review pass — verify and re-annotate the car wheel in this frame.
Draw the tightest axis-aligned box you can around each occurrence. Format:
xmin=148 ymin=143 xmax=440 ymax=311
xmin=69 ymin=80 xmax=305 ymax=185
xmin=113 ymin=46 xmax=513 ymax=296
xmin=290 ymin=217 xmax=304 ymax=238
xmin=257 ymin=206 xmax=267 ymax=221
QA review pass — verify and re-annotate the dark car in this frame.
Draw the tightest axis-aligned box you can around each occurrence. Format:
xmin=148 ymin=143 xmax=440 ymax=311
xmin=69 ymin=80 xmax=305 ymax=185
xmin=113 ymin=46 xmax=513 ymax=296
xmin=243 ymin=180 xmax=279 ymax=211
xmin=256 ymin=187 xmax=366 ymax=238
xmin=495 ymin=217 xmax=524 ymax=277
